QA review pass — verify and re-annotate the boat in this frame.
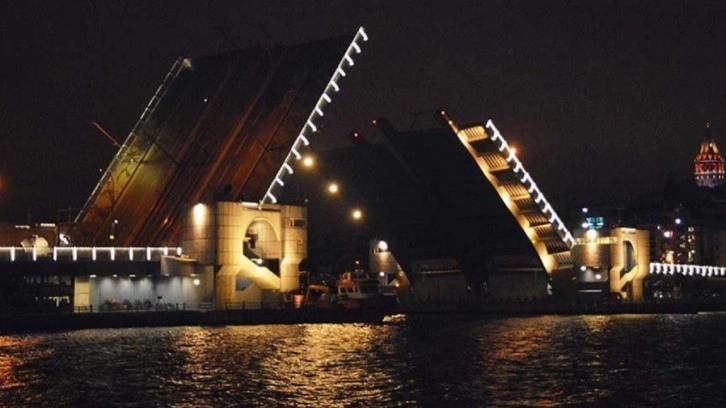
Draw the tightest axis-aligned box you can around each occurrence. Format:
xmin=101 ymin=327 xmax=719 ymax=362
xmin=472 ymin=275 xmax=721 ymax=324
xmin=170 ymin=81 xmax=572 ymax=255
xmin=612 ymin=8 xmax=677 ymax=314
xmin=334 ymin=270 xmax=397 ymax=311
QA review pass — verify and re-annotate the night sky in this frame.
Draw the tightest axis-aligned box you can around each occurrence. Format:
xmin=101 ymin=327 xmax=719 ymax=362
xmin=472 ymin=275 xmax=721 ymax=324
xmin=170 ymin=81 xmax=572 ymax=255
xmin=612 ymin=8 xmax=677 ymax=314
xmin=2 ymin=0 xmax=726 ymax=224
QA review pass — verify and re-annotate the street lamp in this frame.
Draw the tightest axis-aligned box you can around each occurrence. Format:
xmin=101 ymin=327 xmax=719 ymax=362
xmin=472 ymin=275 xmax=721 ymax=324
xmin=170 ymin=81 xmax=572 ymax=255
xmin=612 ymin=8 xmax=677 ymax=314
xmin=327 ymin=182 xmax=339 ymax=195
xmin=351 ymin=208 xmax=363 ymax=221
xmin=301 ymin=155 xmax=315 ymax=168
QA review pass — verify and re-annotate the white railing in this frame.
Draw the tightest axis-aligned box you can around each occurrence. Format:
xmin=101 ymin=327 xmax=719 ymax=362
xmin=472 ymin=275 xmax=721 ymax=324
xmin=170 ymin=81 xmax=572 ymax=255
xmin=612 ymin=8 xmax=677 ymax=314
xmin=485 ymin=120 xmax=575 ymax=247
xmin=260 ymin=27 xmax=369 ymax=206
xmin=0 ymin=246 xmax=182 ymax=262
xmin=650 ymin=262 xmax=726 ymax=277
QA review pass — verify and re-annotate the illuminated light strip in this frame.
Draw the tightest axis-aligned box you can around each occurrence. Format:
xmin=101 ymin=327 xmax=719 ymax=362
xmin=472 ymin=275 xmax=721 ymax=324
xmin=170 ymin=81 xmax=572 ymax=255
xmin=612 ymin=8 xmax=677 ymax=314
xmin=275 ymin=177 xmax=285 ymax=186
xmin=564 ymin=232 xmax=574 ymax=244
xmin=649 ymin=262 xmax=726 ymax=278
xmin=0 ymin=246 xmax=176 ymax=262
xmin=291 ymin=147 xmax=302 ymax=160
xmin=490 ymin=129 xmax=502 ymax=142
xmin=485 ymin=119 xmax=574 ymax=249
xmin=260 ymin=27 xmax=368 ymax=207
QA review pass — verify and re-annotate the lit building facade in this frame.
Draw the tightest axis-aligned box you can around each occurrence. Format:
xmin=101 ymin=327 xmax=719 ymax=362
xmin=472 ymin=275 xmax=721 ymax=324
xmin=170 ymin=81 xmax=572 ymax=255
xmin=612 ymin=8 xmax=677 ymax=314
xmin=181 ymin=201 xmax=308 ymax=309
xmin=572 ymin=227 xmax=650 ymax=303
xmin=694 ymin=123 xmax=725 ymax=188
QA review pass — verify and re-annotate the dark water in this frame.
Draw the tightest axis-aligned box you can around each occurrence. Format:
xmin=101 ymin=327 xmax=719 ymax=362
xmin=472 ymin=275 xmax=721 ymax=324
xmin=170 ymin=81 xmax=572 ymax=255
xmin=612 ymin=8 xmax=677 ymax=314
xmin=2 ymin=313 xmax=726 ymax=407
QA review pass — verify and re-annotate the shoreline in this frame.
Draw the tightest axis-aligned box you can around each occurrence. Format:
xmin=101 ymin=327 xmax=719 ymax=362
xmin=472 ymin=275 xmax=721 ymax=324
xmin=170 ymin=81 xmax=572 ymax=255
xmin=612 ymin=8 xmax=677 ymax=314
xmin=0 ymin=307 xmax=387 ymax=335
xmin=2 ymin=302 xmax=726 ymax=335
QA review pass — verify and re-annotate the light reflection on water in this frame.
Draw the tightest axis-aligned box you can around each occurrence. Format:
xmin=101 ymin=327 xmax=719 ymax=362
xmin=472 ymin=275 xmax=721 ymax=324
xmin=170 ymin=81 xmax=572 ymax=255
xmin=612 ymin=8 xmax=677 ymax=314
xmin=1 ymin=313 xmax=726 ymax=406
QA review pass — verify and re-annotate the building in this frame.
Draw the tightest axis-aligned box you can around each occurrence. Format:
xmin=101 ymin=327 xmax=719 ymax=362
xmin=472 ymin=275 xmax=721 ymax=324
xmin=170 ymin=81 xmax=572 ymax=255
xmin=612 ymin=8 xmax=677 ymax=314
xmin=694 ymin=123 xmax=725 ymax=188
xmin=571 ymin=227 xmax=650 ymax=303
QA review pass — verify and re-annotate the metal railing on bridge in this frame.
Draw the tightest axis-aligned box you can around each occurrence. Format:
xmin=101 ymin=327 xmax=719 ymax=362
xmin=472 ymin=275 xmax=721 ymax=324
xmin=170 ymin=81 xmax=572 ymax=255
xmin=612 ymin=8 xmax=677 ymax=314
xmin=0 ymin=246 xmax=182 ymax=263
xmin=650 ymin=262 xmax=726 ymax=278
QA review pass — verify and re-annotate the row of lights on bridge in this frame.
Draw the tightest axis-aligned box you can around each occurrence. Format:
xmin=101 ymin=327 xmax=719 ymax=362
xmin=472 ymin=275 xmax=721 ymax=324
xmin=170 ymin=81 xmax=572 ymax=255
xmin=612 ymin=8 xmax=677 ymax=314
xmin=293 ymin=153 xmax=364 ymax=222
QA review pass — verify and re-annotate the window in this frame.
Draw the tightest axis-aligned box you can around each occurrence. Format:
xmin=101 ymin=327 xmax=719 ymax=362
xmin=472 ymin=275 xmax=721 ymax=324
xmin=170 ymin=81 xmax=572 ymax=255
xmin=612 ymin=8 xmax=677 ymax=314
xmin=289 ymin=218 xmax=306 ymax=228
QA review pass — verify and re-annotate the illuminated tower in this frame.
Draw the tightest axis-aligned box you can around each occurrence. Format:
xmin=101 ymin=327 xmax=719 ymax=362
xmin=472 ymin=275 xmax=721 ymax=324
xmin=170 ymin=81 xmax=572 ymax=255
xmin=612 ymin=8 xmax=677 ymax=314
xmin=694 ymin=123 xmax=725 ymax=188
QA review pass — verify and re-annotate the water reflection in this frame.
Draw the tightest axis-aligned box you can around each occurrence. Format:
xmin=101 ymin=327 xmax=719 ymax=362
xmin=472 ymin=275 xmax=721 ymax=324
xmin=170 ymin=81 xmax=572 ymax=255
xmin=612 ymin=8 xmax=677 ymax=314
xmin=1 ymin=314 xmax=726 ymax=406
xmin=0 ymin=335 xmax=53 ymax=395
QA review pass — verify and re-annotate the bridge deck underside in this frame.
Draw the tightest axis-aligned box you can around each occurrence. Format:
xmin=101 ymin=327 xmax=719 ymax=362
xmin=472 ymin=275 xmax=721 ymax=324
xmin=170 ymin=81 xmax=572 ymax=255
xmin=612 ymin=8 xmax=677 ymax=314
xmin=75 ymin=37 xmax=351 ymax=246
xmin=464 ymin=128 xmax=573 ymax=272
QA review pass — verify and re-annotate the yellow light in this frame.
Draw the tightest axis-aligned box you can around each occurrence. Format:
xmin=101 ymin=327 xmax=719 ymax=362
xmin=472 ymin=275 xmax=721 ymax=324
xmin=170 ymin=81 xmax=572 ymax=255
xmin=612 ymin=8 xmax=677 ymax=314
xmin=352 ymin=209 xmax=363 ymax=220
xmin=327 ymin=182 xmax=339 ymax=194
xmin=377 ymin=240 xmax=388 ymax=251
xmin=302 ymin=156 xmax=315 ymax=168
xmin=193 ymin=203 xmax=207 ymax=226
xmin=585 ymin=229 xmax=598 ymax=241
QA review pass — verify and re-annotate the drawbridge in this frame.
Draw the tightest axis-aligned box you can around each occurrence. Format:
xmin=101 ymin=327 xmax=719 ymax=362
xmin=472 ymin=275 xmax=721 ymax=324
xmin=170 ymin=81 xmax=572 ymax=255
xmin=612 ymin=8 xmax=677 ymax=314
xmin=441 ymin=112 xmax=574 ymax=274
xmin=74 ymin=28 xmax=368 ymax=247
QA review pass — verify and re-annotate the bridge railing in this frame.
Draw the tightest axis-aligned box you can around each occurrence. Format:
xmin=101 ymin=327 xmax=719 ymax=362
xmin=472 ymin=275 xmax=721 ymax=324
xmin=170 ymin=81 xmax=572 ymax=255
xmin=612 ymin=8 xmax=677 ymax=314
xmin=0 ymin=246 xmax=182 ymax=262
xmin=650 ymin=262 xmax=726 ymax=277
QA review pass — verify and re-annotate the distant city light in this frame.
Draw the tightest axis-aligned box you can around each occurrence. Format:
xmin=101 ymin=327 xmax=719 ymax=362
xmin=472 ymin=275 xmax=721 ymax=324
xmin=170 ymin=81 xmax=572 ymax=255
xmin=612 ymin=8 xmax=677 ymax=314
xmin=327 ymin=182 xmax=339 ymax=194
xmin=193 ymin=278 xmax=201 ymax=286
xmin=582 ymin=207 xmax=589 ymax=213
xmin=595 ymin=273 xmax=602 ymax=280
xmin=675 ymin=218 xmax=682 ymax=225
